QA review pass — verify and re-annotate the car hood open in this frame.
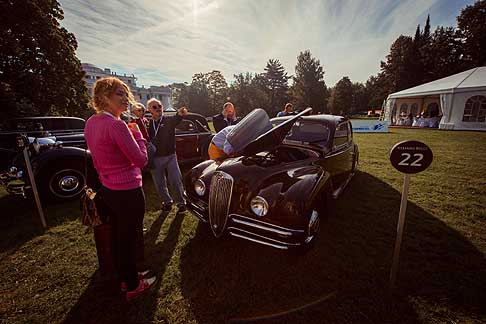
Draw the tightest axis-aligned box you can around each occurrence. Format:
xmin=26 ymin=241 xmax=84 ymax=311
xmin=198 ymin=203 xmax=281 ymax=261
xmin=241 ymin=107 xmax=312 ymax=156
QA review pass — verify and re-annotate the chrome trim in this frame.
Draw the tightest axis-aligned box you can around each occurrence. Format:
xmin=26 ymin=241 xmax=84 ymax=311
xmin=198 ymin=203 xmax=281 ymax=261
xmin=227 ymin=227 xmax=301 ymax=247
xmin=231 ymin=218 xmax=293 ymax=237
xmin=229 ymin=232 xmax=289 ymax=250
xmin=230 ymin=214 xmax=305 ymax=233
xmin=209 ymin=171 xmax=233 ymax=238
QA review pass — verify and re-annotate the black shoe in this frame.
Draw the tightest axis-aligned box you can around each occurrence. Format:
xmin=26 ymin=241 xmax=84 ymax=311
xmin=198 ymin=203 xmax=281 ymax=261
xmin=161 ymin=203 xmax=172 ymax=212
xmin=176 ymin=205 xmax=187 ymax=214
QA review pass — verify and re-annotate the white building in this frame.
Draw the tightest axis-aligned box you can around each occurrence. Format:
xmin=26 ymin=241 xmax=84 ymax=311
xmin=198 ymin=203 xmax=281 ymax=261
xmin=81 ymin=63 xmax=172 ymax=109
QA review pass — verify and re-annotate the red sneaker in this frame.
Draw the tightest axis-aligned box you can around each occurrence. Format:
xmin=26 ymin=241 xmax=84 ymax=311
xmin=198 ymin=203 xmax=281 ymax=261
xmin=120 ymin=271 xmax=152 ymax=291
xmin=126 ymin=276 xmax=156 ymax=301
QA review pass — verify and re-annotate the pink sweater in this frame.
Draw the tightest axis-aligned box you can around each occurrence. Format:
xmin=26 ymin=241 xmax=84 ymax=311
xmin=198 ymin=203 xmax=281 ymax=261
xmin=85 ymin=113 xmax=147 ymax=190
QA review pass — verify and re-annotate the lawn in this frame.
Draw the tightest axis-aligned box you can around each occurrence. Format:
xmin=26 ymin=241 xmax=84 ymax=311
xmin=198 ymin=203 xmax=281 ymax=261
xmin=0 ymin=128 xmax=485 ymax=324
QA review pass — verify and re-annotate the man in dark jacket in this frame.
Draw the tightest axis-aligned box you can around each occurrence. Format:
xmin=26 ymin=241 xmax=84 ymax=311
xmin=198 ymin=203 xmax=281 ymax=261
xmin=212 ymin=102 xmax=238 ymax=132
xmin=147 ymin=99 xmax=188 ymax=213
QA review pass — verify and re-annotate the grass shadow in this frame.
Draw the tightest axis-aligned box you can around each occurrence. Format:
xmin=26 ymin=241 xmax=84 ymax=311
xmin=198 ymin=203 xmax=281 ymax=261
xmin=61 ymin=207 xmax=185 ymax=324
xmin=179 ymin=171 xmax=486 ymax=323
xmin=0 ymin=193 xmax=80 ymax=253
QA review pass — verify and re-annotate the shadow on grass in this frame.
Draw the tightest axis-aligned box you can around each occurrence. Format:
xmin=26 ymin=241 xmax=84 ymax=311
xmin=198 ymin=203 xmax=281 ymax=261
xmin=61 ymin=207 xmax=185 ymax=324
xmin=0 ymin=194 xmax=80 ymax=252
xmin=179 ymin=171 xmax=486 ymax=324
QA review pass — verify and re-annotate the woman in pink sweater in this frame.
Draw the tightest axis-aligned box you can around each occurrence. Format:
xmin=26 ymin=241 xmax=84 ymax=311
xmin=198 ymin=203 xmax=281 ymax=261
xmin=85 ymin=77 xmax=155 ymax=301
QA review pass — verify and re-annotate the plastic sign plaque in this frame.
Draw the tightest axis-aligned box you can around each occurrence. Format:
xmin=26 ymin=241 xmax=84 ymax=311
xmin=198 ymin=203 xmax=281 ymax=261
xmin=390 ymin=140 xmax=433 ymax=174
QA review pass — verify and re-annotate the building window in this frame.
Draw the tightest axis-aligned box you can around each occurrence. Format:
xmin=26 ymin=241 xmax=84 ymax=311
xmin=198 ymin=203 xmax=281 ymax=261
xmin=463 ymin=95 xmax=486 ymax=122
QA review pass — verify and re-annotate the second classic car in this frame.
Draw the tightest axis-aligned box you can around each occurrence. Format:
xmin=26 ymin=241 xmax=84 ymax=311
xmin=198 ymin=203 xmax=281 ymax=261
xmin=184 ymin=108 xmax=358 ymax=252
xmin=1 ymin=112 xmax=213 ymax=202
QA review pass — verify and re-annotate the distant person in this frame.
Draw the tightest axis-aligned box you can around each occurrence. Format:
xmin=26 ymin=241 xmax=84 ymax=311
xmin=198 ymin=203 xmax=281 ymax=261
xmin=147 ymin=99 xmax=188 ymax=213
xmin=130 ymin=103 xmax=149 ymax=140
xmin=276 ymin=103 xmax=293 ymax=117
xmin=208 ymin=125 xmax=237 ymax=160
xmin=84 ymin=77 xmax=156 ymax=302
xmin=213 ymin=102 xmax=238 ymax=132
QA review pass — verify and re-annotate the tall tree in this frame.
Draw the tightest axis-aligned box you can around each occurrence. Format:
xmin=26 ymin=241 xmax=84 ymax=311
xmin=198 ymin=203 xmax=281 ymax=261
xmin=328 ymin=77 xmax=353 ymax=115
xmin=206 ymin=70 xmax=228 ymax=115
xmin=0 ymin=0 xmax=90 ymax=120
xmin=365 ymin=73 xmax=388 ymax=111
xmin=456 ymin=0 xmax=486 ymax=67
xmin=428 ymin=26 xmax=463 ymax=79
xmin=380 ymin=35 xmax=416 ymax=92
xmin=291 ymin=50 xmax=328 ymax=113
xmin=228 ymin=73 xmax=270 ymax=116
xmin=263 ymin=59 xmax=290 ymax=113
xmin=169 ymin=82 xmax=190 ymax=108
xmin=187 ymin=73 xmax=210 ymax=115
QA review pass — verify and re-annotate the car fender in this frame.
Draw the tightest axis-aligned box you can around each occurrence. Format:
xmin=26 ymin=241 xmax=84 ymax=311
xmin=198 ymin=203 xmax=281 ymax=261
xmin=31 ymin=146 xmax=92 ymax=177
xmin=252 ymin=165 xmax=332 ymax=229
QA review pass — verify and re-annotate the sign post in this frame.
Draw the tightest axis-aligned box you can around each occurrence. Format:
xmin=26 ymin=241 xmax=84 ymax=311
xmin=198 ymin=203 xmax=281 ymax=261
xmin=17 ymin=135 xmax=47 ymax=228
xmin=389 ymin=140 xmax=433 ymax=289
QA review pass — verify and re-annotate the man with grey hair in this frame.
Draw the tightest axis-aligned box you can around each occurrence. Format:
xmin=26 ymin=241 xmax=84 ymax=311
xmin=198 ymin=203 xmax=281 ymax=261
xmin=147 ymin=98 xmax=188 ymax=213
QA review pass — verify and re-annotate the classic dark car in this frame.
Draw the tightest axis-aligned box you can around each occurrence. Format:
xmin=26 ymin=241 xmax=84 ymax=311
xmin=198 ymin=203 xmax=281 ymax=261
xmin=184 ymin=108 xmax=359 ymax=252
xmin=0 ymin=112 xmax=213 ymax=202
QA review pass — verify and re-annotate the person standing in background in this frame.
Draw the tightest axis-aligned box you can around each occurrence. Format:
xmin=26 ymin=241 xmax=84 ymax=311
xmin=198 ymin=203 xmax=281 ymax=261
xmin=147 ymin=99 xmax=188 ymax=214
xmin=85 ymin=77 xmax=155 ymax=302
xmin=276 ymin=103 xmax=293 ymax=117
xmin=212 ymin=102 xmax=238 ymax=132
xmin=130 ymin=103 xmax=149 ymax=140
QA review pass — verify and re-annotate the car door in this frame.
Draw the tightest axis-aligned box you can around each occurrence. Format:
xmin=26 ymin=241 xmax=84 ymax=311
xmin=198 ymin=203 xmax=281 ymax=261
xmin=325 ymin=122 xmax=353 ymax=187
xmin=175 ymin=120 xmax=201 ymax=162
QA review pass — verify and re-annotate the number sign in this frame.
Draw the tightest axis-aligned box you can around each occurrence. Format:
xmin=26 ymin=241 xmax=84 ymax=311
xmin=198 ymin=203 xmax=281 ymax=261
xmin=390 ymin=140 xmax=433 ymax=174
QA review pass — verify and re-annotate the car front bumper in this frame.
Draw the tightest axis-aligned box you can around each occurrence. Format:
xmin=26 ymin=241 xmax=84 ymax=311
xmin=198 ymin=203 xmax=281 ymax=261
xmin=185 ymin=194 xmax=312 ymax=250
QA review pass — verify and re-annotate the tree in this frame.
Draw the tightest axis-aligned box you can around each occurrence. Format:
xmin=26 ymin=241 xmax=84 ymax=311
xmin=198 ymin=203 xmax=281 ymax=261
xmin=0 ymin=0 xmax=90 ymax=120
xmin=206 ymin=70 xmax=228 ymax=115
xmin=169 ymin=82 xmax=190 ymax=108
xmin=428 ymin=26 xmax=463 ymax=79
xmin=228 ymin=73 xmax=270 ymax=116
xmin=263 ymin=59 xmax=290 ymax=113
xmin=187 ymin=73 xmax=210 ymax=115
xmin=365 ymin=73 xmax=388 ymax=111
xmin=456 ymin=0 xmax=486 ymax=67
xmin=291 ymin=50 xmax=329 ymax=113
xmin=380 ymin=35 xmax=416 ymax=92
xmin=328 ymin=77 xmax=353 ymax=115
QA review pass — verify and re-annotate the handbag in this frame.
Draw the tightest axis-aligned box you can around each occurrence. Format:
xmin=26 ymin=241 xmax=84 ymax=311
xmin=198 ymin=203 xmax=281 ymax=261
xmin=80 ymin=150 xmax=107 ymax=231
xmin=81 ymin=187 xmax=103 ymax=228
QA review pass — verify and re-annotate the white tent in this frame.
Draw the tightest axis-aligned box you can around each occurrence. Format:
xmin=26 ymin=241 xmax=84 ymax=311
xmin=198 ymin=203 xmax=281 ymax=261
xmin=383 ymin=66 xmax=486 ymax=131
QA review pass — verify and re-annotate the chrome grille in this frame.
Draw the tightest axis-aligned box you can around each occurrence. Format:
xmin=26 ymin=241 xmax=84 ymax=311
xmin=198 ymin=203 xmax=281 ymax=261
xmin=209 ymin=171 xmax=233 ymax=238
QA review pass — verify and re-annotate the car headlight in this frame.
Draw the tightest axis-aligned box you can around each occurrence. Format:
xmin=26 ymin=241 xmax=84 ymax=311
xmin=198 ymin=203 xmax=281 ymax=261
xmin=194 ymin=179 xmax=206 ymax=196
xmin=250 ymin=196 xmax=269 ymax=217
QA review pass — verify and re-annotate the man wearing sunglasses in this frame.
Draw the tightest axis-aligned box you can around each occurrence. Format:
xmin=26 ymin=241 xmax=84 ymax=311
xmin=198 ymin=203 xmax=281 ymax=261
xmin=147 ymin=98 xmax=189 ymax=214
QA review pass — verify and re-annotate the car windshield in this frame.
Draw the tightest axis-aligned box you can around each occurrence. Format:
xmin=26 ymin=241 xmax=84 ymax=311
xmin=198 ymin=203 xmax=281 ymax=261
xmin=272 ymin=119 xmax=330 ymax=148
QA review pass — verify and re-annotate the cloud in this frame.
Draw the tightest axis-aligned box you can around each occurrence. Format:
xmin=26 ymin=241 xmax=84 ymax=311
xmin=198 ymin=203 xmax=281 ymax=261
xmin=59 ymin=0 xmax=474 ymax=87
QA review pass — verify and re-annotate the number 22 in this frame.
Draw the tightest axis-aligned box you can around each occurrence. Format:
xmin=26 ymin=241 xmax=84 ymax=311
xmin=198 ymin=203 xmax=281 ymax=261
xmin=398 ymin=153 xmax=424 ymax=166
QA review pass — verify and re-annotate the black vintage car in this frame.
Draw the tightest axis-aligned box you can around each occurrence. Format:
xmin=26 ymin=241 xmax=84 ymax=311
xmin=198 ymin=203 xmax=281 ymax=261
xmin=1 ymin=112 xmax=213 ymax=202
xmin=184 ymin=108 xmax=359 ymax=252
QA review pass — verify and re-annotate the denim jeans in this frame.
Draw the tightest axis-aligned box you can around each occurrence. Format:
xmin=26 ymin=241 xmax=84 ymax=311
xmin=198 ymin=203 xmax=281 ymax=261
xmin=150 ymin=153 xmax=185 ymax=207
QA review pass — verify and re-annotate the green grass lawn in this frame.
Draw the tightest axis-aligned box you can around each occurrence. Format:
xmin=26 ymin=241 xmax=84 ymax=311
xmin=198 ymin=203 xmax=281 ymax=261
xmin=0 ymin=128 xmax=485 ymax=324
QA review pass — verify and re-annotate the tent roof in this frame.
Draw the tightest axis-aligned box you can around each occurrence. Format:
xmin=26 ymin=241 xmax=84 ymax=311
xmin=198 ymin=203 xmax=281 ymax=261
xmin=388 ymin=66 xmax=486 ymax=99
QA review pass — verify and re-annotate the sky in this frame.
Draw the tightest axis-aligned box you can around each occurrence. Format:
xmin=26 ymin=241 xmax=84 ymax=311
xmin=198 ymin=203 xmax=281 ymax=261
xmin=59 ymin=0 xmax=474 ymax=88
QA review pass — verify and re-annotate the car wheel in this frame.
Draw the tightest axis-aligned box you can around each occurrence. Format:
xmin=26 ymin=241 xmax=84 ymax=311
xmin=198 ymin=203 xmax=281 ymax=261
xmin=38 ymin=160 xmax=86 ymax=202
